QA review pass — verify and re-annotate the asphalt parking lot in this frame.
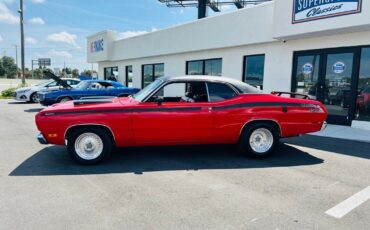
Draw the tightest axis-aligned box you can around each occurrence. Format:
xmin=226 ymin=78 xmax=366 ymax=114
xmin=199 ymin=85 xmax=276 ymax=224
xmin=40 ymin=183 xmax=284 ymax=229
xmin=0 ymin=99 xmax=369 ymax=229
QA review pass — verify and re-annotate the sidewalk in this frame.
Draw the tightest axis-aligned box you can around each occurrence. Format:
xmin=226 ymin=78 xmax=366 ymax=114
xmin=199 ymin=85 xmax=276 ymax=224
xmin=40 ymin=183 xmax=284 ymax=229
xmin=311 ymin=124 xmax=370 ymax=143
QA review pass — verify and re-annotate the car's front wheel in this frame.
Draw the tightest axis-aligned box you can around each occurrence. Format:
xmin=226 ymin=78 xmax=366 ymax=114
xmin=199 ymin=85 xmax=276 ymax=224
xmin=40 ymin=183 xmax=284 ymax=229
xmin=30 ymin=92 xmax=39 ymax=103
xmin=239 ymin=122 xmax=279 ymax=158
xmin=67 ymin=127 xmax=113 ymax=165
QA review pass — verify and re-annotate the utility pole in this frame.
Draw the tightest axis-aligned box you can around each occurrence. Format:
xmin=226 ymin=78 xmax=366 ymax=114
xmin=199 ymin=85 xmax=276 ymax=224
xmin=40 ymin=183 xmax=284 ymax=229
xmin=18 ymin=0 xmax=25 ymax=85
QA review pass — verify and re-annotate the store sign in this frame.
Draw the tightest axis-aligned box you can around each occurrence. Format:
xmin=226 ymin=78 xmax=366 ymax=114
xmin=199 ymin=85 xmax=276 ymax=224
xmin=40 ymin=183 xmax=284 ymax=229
xmin=302 ymin=63 xmax=313 ymax=75
xmin=292 ymin=0 xmax=362 ymax=24
xmin=332 ymin=61 xmax=346 ymax=74
xmin=38 ymin=58 xmax=51 ymax=66
xmin=90 ymin=39 xmax=104 ymax=53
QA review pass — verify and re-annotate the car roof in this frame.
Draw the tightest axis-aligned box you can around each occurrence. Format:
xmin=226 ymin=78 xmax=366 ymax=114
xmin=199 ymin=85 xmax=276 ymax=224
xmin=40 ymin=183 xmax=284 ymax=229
xmin=61 ymin=78 xmax=80 ymax=81
xmin=84 ymin=80 xmax=124 ymax=86
xmin=159 ymin=75 xmax=262 ymax=94
xmin=160 ymin=75 xmax=250 ymax=86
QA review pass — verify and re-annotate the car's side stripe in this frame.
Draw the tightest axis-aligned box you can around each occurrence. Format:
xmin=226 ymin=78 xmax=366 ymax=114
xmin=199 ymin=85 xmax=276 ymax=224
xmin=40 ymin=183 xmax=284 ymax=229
xmin=212 ymin=102 xmax=305 ymax=110
xmin=42 ymin=107 xmax=202 ymax=116
xmin=41 ymin=102 xmax=309 ymax=116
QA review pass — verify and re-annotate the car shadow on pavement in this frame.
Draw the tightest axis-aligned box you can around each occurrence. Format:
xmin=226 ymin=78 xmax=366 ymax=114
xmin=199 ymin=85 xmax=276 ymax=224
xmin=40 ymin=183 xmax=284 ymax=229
xmin=283 ymin=135 xmax=370 ymax=159
xmin=7 ymin=101 xmax=29 ymax=104
xmin=24 ymin=108 xmax=43 ymax=113
xmin=9 ymin=143 xmax=323 ymax=176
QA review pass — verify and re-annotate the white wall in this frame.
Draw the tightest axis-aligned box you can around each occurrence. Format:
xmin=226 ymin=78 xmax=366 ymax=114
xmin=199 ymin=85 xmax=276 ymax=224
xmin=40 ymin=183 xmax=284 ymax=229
xmin=98 ymin=30 xmax=370 ymax=94
xmin=87 ymin=30 xmax=117 ymax=63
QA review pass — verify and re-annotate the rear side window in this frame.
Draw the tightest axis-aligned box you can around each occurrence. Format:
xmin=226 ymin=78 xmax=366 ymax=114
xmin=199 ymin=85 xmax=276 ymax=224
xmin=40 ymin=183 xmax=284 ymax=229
xmin=207 ymin=82 xmax=237 ymax=102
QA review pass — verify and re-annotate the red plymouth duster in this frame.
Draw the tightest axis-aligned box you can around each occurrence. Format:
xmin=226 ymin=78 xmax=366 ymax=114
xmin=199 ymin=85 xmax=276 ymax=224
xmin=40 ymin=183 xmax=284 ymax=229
xmin=35 ymin=76 xmax=327 ymax=165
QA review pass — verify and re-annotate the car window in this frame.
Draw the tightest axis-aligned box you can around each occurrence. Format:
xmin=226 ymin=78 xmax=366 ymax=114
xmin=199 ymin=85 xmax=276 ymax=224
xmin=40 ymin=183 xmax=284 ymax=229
xmin=66 ymin=80 xmax=79 ymax=85
xmin=47 ymin=81 xmax=58 ymax=87
xmin=148 ymin=82 xmax=208 ymax=103
xmin=99 ymin=82 xmax=114 ymax=88
xmin=133 ymin=79 xmax=163 ymax=102
xmin=89 ymin=82 xmax=104 ymax=90
xmin=207 ymin=82 xmax=237 ymax=102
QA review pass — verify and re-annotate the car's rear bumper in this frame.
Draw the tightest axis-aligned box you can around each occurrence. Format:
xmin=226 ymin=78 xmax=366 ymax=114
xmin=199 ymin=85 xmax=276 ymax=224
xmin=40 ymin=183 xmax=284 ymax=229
xmin=37 ymin=133 xmax=48 ymax=144
xmin=321 ymin=122 xmax=327 ymax=131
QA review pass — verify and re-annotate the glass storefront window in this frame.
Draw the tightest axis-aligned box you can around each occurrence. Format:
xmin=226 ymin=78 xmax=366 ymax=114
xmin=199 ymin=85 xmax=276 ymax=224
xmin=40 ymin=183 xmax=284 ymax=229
xmin=187 ymin=61 xmax=203 ymax=75
xmin=142 ymin=63 xmax=164 ymax=88
xmin=104 ymin=66 xmax=118 ymax=81
xmin=294 ymin=55 xmax=320 ymax=98
xmin=243 ymin=54 xmax=265 ymax=90
xmin=356 ymin=48 xmax=370 ymax=121
xmin=205 ymin=59 xmax=222 ymax=76
xmin=125 ymin=65 xmax=133 ymax=87
xmin=186 ymin=58 xmax=222 ymax=76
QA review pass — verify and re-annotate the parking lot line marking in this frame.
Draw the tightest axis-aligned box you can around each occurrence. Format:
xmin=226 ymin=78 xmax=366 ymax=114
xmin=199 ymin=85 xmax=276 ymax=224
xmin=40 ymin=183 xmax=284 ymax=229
xmin=325 ymin=186 xmax=370 ymax=219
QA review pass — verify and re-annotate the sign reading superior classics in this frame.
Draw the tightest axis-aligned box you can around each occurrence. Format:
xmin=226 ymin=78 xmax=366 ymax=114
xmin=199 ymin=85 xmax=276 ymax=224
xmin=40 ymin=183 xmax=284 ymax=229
xmin=292 ymin=0 xmax=362 ymax=24
xmin=90 ymin=39 xmax=104 ymax=53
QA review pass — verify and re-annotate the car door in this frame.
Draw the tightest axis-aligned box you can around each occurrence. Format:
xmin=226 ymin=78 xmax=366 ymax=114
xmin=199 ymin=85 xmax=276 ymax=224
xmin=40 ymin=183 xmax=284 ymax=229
xmin=206 ymin=82 xmax=242 ymax=143
xmin=132 ymin=81 xmax=214 ymax=145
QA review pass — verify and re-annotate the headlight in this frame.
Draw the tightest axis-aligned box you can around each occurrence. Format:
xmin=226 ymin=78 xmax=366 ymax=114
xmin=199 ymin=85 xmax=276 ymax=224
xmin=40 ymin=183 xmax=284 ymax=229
xmin=17 ymin=89 xmax=31 ymax=94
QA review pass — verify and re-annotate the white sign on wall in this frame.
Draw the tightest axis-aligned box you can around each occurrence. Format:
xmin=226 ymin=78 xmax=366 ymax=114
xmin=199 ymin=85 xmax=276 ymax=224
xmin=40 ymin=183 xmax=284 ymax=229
xmin=292 ymin=0 xmax=362 ymax=24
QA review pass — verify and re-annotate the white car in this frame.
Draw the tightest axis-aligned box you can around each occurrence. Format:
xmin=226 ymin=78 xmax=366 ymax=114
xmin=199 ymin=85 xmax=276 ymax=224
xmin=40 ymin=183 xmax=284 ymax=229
xmin=14 ymin=78 xmax=80 ymax=103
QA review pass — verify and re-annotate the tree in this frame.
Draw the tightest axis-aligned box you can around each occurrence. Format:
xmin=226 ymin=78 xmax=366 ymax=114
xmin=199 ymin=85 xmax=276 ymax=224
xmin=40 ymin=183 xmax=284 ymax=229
xmin=72 ymin=69 xmax=79 ymax=78
xmin=33 ymin=68 xmax=43 ymax=79
xmin=0 ymin=56 xmax=18 ymax=78
xmin=82 ymin=70 xmax=92 ymax=76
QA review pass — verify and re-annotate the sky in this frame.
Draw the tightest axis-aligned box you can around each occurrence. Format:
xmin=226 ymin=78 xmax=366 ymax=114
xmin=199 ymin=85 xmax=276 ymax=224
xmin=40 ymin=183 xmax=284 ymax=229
xmin=0 ymin=0 xmax=235 ymax=72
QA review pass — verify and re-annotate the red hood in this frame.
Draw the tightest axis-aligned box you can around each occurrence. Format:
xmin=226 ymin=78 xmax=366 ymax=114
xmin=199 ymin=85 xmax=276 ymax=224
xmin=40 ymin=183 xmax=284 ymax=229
xmin=38 ymin=97 xmax=136 ymax=115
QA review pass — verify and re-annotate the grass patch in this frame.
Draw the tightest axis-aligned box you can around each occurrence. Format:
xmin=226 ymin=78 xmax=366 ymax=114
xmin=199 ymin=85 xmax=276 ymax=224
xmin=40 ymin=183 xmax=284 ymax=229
xmin=0 ymin=96 xmax=13 ymax=99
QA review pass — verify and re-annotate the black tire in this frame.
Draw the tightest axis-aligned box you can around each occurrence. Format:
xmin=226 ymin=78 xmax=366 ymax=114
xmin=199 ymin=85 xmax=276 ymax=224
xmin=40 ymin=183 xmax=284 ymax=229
xmin=67 ymin=127 xmax=113 ymax=165
xmin=29 ymin=92 xmax=39 ymax=103
xmin=58 ymin=96 xmax=72 ymax=103
xmin=238 ymin=122 xmax=279 ymax=158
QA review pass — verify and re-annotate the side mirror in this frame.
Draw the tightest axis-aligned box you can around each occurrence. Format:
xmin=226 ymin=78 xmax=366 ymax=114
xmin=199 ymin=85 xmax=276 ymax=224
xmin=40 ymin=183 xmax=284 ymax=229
xmin=155 ymin=96 xmax=164 ymax=106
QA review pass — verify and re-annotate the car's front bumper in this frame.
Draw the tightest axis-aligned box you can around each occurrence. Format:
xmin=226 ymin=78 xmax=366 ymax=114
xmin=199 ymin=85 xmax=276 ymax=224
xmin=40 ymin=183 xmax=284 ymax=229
xmin=13 ymin=92 xmax=29 ymax=102
xmin=37 ymin=133 xmax=48 ymax=144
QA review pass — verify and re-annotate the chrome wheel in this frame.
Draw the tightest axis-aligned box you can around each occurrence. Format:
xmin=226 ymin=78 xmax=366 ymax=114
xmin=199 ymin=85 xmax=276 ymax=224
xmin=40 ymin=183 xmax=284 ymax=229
xmin=74 ymin=132 xmax=104 ymax=160
xmin=249 ymin=128 xmax=274 ymax=154
xmin=31 ymin=93 xmax=39 ymax=103
xmin=60 ymin=97 xmax=71 ymax=103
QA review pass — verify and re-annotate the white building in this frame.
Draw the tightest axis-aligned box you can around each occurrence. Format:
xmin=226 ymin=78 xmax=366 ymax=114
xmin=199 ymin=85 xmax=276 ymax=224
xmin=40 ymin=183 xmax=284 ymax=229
xmin=87 ymin=0 xmax=370 ymax=129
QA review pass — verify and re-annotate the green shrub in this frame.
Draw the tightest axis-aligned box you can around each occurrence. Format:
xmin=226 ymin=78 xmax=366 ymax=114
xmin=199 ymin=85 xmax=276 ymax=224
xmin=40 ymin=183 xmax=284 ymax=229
xmin=1 ymin=88 xmax=16 ymax=98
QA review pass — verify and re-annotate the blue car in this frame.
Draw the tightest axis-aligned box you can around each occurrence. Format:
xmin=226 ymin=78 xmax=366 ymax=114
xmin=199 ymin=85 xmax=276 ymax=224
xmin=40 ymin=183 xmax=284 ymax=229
xmin=38 ymin=72 xmax=140 ymax=106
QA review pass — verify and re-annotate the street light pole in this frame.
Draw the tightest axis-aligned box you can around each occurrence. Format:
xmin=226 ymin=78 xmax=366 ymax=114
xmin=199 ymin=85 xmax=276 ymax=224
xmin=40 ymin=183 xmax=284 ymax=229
xmin=13 ymin=45 xmax=18 ymax=78
xmin=18 ymin=0 xmax=25 ymax=85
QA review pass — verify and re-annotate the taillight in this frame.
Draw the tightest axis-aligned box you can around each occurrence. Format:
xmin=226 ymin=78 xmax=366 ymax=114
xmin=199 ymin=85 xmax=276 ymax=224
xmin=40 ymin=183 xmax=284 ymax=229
xmin=309 ymin=104 xmax=324 ymax=113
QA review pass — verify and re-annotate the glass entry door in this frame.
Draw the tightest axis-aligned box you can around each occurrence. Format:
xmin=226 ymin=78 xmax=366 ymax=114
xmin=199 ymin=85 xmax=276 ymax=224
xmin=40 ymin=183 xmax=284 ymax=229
xmin=322 ymin=52 xmax=356 ymax=125
xmin=292 ymin=48 xmax=359 ymax=125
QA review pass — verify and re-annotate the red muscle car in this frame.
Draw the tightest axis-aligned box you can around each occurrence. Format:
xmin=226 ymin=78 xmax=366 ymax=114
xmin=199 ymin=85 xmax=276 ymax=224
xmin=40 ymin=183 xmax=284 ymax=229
xmin=35 ymin=76 xmax=327 ymax=165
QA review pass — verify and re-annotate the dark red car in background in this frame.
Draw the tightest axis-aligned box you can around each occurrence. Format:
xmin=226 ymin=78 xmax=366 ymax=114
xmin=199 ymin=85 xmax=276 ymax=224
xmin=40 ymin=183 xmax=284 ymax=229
xmin=357 ymin=86 xmax=370 ymax=117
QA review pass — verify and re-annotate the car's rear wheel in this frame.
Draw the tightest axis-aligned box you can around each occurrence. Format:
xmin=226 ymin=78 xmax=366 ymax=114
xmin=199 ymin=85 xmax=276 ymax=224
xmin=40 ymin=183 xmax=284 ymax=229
xmin=67 ymin=127 xmax=112 ymax=165
xmin=30 ymin=92 xmax=39 ymax=103
xmin=239 ymin=122 xmax=279 ymax=158
xmin=59 ymin=97 xmax=72 ymax=103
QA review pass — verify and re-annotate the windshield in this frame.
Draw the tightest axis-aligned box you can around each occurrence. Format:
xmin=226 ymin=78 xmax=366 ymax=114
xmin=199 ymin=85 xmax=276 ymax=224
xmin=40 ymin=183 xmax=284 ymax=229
xmin=34 ymin=79 xmax=54 ymax=87
xmin=74 ymin=81 xmax=90 ymax=89
xmin=133 ymin=79 xmax=163 ymax=102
